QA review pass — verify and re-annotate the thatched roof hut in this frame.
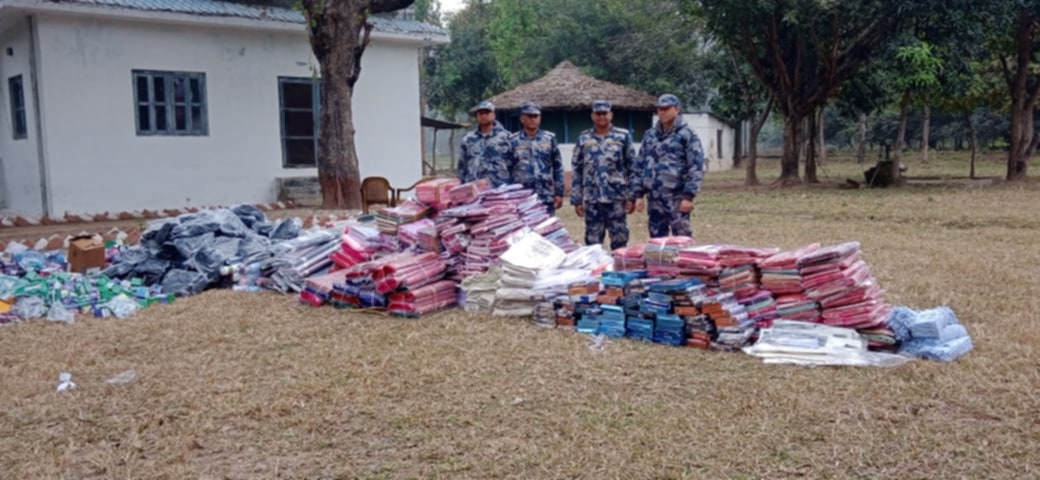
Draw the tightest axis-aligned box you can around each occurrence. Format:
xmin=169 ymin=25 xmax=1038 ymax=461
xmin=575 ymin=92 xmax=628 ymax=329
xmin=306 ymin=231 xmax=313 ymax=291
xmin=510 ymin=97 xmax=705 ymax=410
xmin=482 ymin=61 xmax=657 ymax=113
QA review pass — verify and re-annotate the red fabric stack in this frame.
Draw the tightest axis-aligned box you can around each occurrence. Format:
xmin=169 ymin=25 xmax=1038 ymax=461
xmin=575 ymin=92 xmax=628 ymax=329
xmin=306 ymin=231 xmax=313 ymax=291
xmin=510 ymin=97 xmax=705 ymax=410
xmin=388 ymin=280 xmax=458 ymax=316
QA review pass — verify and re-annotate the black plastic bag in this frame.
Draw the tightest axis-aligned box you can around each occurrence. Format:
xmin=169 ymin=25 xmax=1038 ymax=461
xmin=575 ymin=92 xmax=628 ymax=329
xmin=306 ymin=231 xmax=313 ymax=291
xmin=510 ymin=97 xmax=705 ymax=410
xmin=161 ymin=269 xmax=212 ymax=296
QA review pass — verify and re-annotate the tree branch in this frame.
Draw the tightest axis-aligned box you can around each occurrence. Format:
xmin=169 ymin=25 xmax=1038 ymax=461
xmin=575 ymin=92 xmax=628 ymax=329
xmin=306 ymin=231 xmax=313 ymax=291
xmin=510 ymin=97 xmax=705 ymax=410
xmin=348 ymin=21 xmax=374 ymax=87
xmin=754 ymin=95 xmax=775 ymax=132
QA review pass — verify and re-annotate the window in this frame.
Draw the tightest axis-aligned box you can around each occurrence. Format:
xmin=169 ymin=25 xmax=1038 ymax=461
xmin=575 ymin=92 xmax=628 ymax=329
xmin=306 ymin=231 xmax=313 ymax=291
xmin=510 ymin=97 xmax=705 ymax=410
xmin=278 ymin=77 xmax=320 ymax=168
xmin=8 ymin=75 xmax=27 ymax=140
xmin=133 ymin=70 xmax=207 ymax=136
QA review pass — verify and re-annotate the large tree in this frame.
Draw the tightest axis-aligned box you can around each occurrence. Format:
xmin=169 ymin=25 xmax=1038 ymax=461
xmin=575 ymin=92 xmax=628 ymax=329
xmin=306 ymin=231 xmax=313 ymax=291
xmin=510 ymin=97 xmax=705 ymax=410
xmin=990 ymin=2 xmax=1040 ymax=180
xmin=707 ymin=48 xmax=773 ymax=186
xmin=299 ymin=0 xmax=415 ymax=209
xmin=690 ymin=0 xmax=914 ymax=185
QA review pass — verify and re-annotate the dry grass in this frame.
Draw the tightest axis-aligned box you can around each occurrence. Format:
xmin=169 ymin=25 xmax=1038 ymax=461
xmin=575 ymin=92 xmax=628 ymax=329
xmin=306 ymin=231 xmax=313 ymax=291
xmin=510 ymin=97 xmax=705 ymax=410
xmin=2 ymin=153 xmax=1040 ymax=479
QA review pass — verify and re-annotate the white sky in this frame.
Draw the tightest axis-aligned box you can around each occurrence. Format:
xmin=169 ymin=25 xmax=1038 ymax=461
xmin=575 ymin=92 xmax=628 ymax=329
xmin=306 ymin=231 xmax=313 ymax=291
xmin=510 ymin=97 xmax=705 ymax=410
xmin=439 ymin=0 xmax=465 ymax=14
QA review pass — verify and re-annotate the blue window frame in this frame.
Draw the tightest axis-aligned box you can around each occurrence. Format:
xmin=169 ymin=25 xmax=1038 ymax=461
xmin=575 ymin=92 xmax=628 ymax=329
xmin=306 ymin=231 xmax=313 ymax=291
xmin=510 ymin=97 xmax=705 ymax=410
xmin=8 ymin=75 xmax=27 ymax=140
xmin=278 ymin=77 xmax=320 ymax=168
xmin=133 ymin=70 xmax=207 ymax=136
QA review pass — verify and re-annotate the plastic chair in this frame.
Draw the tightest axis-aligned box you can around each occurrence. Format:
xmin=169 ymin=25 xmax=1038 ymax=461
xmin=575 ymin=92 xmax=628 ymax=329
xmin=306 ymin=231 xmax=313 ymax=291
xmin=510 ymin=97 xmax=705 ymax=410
xmin=395 ymin=176 xmax=438 ymax=204
xmin=361 ymin=176 xmax=395 ymax=213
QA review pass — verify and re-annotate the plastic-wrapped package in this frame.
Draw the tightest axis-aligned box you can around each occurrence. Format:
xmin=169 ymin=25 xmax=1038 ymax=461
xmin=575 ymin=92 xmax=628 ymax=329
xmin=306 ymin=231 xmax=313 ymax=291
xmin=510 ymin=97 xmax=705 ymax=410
xmin=105 ymin=295 xmax=140 ymax=319
xmin=237 ymin=234 xmax=272 ymax=260
xmin=908 ymin=306 xmax=957 ymax=338
xmin=903 ymin=335 xmax=973 ymax=362
xmin=172 ymin=232 xmax=214 ymax=259
xmin=12 ymin=296 xmax=47 ymax=319
xmin=161 ymin=269 xmax=211 ymax=296
xmin=743 ymin=320 xmax=912 ymax=367
xmin=172 ymin=210 xmax=222 ymax=238
xmin=232 ymin=204 xmax=267 ymax=228
xmin=270 ymin=218 xmax=302 ymax=240
xmin=189 ymin=237 xmax=241 ymax=276
xmin=46 ymin=303 xmax=75 ymax=324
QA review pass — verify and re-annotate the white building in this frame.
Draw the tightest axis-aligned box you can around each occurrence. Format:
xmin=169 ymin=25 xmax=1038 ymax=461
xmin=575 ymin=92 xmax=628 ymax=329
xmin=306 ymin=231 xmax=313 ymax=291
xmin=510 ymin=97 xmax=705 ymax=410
xmin=677 ymin=113 xmax=736 ymax=172
xmin=0 ymin=0 xmax=448 ymax=216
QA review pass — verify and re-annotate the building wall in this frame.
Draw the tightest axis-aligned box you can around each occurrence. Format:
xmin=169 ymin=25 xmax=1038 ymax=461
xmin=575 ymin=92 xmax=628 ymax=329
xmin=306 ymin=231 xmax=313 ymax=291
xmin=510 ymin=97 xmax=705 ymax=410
xmin=28 ymin=13 xmax=422 ymax=215
xmin=0 ymin=18 xmax=44 ymax=213
xmin=681 ymin=113 xmax=735 ymax=171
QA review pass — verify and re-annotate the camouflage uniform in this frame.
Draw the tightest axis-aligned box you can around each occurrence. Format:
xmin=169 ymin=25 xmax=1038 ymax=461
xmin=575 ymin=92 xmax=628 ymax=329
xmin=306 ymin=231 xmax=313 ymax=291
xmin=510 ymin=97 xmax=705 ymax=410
xmin=457 ymin=120 xmax=514 ymax=187
xmin=511 ymin=129 xmax=563 ymax=214
xmin=570 ymin=125 xmax=636 ymax=249
xmin=632 ymin=114 xmax=704 ymax=238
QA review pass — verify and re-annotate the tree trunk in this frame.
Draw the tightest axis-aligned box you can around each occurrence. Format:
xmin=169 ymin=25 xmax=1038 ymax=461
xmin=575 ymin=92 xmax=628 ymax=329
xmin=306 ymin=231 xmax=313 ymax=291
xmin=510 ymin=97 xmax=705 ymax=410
xmin=733 ymin=121 xmax=743 ymax=169
xmin=891 ymin=91 xmax=911 ymax=180
xmin=303 ymin=0 xmax=414 ymax=209
xmin=966 ymin=112 xmax=977 ymax=179
xmin=1005 ymin=8 xmax=1038 ymax=181
xmin=778 ymin=112 xmax=802 ymax=184
xmin=921 ymin=103 xmax=931 ymax=165
xmin=856 ymin=113 xmax=867 ymax=163
xmin=746 ymin=98 xmax=772 ymax=187
xmin=746 ymin=130 xmax=759 ymax=186
xmin=805 ymin=108 xmax=819 ymax=183
xmin=817 ymin=106 xmax=826 ymax=166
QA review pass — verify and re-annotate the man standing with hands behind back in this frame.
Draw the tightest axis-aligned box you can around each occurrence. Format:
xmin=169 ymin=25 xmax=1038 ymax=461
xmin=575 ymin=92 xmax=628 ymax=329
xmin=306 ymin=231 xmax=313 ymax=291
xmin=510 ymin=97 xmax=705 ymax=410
xmin=510 ymin=102 xmax=564 ymax=214
xmin=632 ymin=94 xmax=704 ymax=238
xmin=457 ymin=100 xmax=514 ymax=187
xmin=570 ymin=100 xmax=636 ymax=250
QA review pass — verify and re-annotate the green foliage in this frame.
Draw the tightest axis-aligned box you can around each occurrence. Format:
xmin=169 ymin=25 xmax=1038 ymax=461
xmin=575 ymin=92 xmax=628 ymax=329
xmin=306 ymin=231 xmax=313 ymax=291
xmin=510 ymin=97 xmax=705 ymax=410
xmin=424 ymin=0 xmax=714 ymax=116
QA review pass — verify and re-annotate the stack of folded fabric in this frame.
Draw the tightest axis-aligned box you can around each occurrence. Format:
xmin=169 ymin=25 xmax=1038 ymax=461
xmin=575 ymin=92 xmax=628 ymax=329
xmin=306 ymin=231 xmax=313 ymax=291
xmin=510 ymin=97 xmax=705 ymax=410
xmin=653 ymin=313 xmax=687 ymax=346
xmin=595 ymin=304 xmax=627 ymax=337
xmin=397 ymin=218 xmax=441 ymax=253
xmin=644 ymin=236 xmax=694 ymax=277
xmin=676 ymin=245 xmax=722 ymax=287
xmin=532 ymin=300 xmax=557 ymax=328
xmin=375 ymin=201 xmax=429 ymax=234
xmin=448 ymin=179 xmax=492 ymax=205
xmin=613 ymin=244 xmax=646 ymax=271
xmin=299 ymin=270 xmax=347 ymax=307
xmin=568 ymin=280 xmax=600 ymax=329
xmin=718 ymin=264 xmax=759 ymax=298
xmin=334 ymin=222 xmax=385 ymax=269
xmin=700 ymin=292 xmax=753 ymax=350
xmin=415 ymin=177 xmax=461 ymax=209
xmin=716 ymin=245 xmax=776 ymax=298
xmin=494 ymin=231 xmax=566 ymax=316
xmin=459 ymin=267 xmax=500 ymax=313
xmin=329 ymin=252 xmax=412 ymax=309
xmin=684 ymin=313 xmax=716 ymax=349
xmin=388 ymin=280 xmax=457 ymax=317
xmin=738 ymin=289 xmax=778 ymax=328
xmin=774 ymin=293 xmax=821 ymax=323
xmin=758 ymin=243 xmax=820 ymax=294
xmin=798 ymin=242 xmax=891 ymax=335
xmin=372 ymin=252 xmax=446 ymax=294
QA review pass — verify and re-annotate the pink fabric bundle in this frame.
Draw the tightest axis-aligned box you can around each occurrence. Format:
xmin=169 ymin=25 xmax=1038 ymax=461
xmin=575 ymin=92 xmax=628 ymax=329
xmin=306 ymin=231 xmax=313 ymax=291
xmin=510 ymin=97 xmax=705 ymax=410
xmin=398 ymin=218 xmax=441 ymax=252
xmin=416 ymin=178 xmax=461 ymax=209
xmin=613 ymin=244 xmax=646 ymax=271
xmin=448 ymin=179 xmax=491 ymax=205
xmin=370 ymin=252 xmax=443 ymax=291
xmin=388 ymin=280 xmax=458 ymax=316
xmin=716 ymin=245 xmax=779 ymax=268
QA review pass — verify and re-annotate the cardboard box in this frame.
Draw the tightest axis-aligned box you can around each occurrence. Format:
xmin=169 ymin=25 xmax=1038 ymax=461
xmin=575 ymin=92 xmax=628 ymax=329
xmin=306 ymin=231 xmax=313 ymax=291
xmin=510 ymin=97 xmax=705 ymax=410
xmin=68 ymin=236 xmax=106 ymax=274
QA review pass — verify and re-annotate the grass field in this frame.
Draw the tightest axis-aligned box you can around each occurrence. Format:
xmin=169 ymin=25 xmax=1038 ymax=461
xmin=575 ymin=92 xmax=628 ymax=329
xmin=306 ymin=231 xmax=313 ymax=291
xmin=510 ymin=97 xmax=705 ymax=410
xmin=1 ymin=151 xmax=1039 ymax=479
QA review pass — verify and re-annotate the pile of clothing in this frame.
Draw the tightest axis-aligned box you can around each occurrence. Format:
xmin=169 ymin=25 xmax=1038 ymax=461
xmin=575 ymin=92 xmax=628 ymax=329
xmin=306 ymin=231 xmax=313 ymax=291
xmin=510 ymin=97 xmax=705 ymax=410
xmin=105 ymin=206 xmax=305 ymax=296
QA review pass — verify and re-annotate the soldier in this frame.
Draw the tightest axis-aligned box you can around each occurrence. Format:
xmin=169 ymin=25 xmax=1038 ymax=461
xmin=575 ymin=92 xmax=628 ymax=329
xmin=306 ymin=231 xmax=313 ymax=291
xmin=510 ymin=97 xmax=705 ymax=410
xmin=510 ymin=102 xmax=564 ymax=214
xmin=456 ymin=100 xmax=514 ymax=187
xmin=632 ymin=94 xmax=704 ymax=238
xmin=570 ymin=100 xmax=636 ymax=250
